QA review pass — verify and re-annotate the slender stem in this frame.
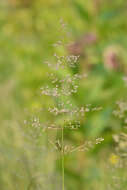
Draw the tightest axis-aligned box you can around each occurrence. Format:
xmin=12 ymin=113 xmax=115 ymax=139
xmin=61 ymin=126 xmax=64 ymax=190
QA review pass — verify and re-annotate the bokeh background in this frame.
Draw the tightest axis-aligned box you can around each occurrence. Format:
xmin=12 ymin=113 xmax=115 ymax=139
xmin=0 ymin=0 xmax=127 ymax=189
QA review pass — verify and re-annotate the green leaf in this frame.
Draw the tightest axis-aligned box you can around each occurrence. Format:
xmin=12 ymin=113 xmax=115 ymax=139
xmin=72 ymin=0 xmax=90 ymax=22
xmin=99 ymin=10 xmax=121 ymax=22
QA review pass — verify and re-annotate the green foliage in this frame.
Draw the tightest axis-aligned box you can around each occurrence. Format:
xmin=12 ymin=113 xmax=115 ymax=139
xmin=0 ymin=0 xmax=127 ymax=189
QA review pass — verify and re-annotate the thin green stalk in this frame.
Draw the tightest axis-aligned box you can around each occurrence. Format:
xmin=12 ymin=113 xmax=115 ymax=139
xmin=61 ymin=126 xmax=64 ymax=190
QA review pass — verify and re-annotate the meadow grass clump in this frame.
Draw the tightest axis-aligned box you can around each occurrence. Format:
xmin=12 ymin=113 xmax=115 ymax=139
xmin=104 ymin=100 xmax=127 ymax=190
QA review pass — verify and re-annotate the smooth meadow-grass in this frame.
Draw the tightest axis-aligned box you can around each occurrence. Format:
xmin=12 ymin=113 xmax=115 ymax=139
xmin=23 ymin=20 xmax=104 ymax=190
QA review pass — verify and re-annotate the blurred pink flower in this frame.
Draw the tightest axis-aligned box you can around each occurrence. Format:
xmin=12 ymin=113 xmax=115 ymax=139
xmin=103 ymin=46 xmax=119 ymax=70
xmin=67 ymin=33 xmax=97 ymax=56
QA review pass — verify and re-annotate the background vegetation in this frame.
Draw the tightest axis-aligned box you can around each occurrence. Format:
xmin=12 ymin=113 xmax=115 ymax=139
xmin=0 ymin=0 xmax=127 ymax=189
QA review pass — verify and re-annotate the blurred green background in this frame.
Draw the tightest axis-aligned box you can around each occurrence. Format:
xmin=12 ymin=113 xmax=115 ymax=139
xmin=0 ymin=0 xmax=127 ymax=189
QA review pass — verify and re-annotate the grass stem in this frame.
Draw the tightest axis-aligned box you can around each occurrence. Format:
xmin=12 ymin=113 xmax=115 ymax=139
xmin=61 ymin=126 xmax=64 ymax=190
